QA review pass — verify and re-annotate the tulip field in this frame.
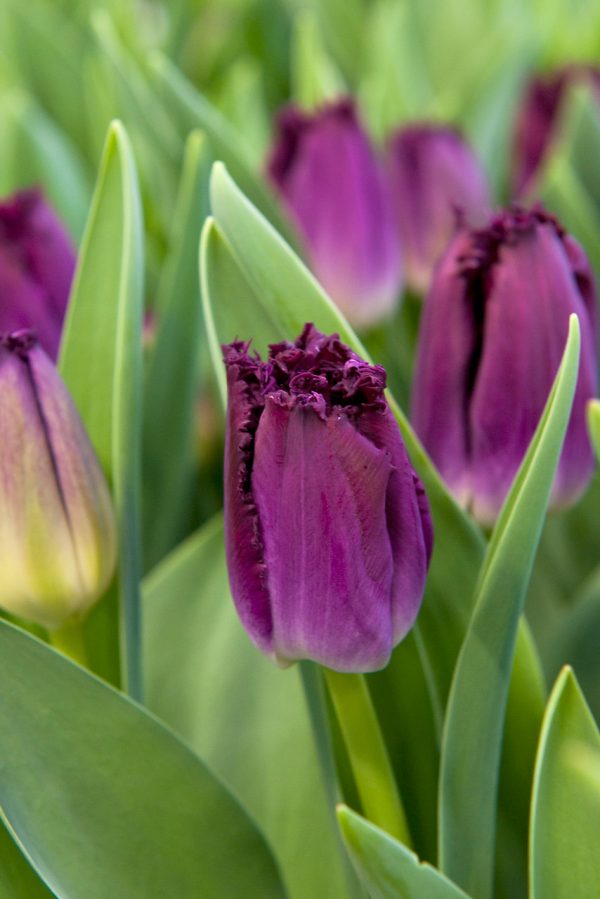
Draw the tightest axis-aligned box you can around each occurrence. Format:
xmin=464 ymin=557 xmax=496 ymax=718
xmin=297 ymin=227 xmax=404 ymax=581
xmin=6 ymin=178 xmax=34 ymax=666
xmin=1 ymin=0 xmax=600 ymax=897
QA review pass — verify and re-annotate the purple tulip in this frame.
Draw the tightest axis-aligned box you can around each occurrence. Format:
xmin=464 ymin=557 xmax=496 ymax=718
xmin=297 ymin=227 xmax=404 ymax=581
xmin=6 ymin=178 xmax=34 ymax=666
xmin=0 ymin=331 xmax=116 ymax=630
xmin=267 ymin=99 xmax=402 ymax=329
xmin=512 ymin=65 xmax=600 ymax=196
xmin=412 ymin=207 xmax=597 ymax=526
xmin=223 ymin=324 xmax=432 ymax=672
xmin=386 ymin=124 xmax=490 ymax=294
xmin=0 ymin=188 xmax=76 ymax=361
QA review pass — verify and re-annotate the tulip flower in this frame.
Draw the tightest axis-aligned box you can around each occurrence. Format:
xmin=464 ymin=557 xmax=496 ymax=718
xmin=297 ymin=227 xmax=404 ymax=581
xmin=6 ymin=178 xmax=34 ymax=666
xmin=386 ymin=124 xmax=490 ymax=294
xmin=0 ymin=188 xmax=76 ymax=361
xmin=512 ymin=65 xmax=600 ymax=196
xmin=412 ymin=206 xmax=597 ymax=526
xmin=223 ymin=323 xmax=432 ymax=672
xmin=267 ymin=99 xmax=402 ymax=329
xmin=0 ymin=331 xmax=117 ymax=630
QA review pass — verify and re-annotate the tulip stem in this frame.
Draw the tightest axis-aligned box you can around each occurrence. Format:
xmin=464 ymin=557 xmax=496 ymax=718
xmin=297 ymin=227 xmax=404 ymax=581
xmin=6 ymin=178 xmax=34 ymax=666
xmin=50 ymin=619 xmax=89 ymax=668
xmin=324 ymin=668 xmax=412 ymax=846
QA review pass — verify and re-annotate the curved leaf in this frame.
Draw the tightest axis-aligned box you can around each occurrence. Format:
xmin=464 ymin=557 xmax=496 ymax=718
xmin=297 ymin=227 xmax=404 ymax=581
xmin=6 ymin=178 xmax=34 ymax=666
xmin=338 ymin=805 xmax=470 ymax=899
xmin=143 ymin=516 xmax=351 ymax=899
xmin=59 ymin=121 xmax=144 ymax=698
xmin=530 ymin=667 xmax=600 ymax=899
xmin=439 ymin=316 xmax=581 ymax=898
xmin=0 ymin=620 xmax=285 ymax=899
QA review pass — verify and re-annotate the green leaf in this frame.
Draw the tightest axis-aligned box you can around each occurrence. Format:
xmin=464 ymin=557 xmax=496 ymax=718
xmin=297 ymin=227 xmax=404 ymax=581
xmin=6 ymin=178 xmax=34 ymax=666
xmin=143 ymin=516 xmax=351 ymax=899
xmin=0 ymin=89 xmax=90 ymax=238
xmin=587 ymin=398 xmax=600 ymax=463
xmin=537 ymin=85 xmax=600 ymax=274
xmin=59 ymin=121 xmax=144 ymax=699
xmin=439 ymin=316 xmax=581 ymax=898
xmin=143 ymin=130 xmax=210 ymax=570
xmin=148 ymin=53 xmax=292 ymax=242
xmin=204 ymin=161 xmax=484 ymax=725
xmin=0 ymin=820 xmax=54 ymax=898
xmin=0 ymin=620 xmax=285 ymax=899
xmin=530 ymin=667 xmax=600 ymax=899
xmin=291 ymin=9 xmax=345 ymax=109
xmin=337 ymin=805 xmax=470 ymax=899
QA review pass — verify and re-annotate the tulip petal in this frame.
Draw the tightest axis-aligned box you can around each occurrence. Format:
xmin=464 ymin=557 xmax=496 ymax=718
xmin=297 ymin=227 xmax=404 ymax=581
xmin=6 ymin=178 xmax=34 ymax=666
xmin=469 ymin=222 xmax=596 ymax=522
xmin=412 ymin=231 xmax=476 ymax=506
xmin=252 ymin=398 xmax=396 ymax=672
xmin=355 ymin=407 xmax=433 ymax=642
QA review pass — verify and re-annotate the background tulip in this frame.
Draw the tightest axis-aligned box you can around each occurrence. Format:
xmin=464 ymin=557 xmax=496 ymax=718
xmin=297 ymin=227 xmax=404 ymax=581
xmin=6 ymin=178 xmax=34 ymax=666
xmin=512 ymin=65 xmax=600 ymax=197
xmin=0 ymin=188 xmax=76 ymax=361
xmin=267 ymin=99 xmax=403 ymax=329
xmin=412 ymin=206 xmax=597 ymax=526
xmin=386 ymin=124 xmax=490 ymax=295
xmin=0 ymin=331 xmax=117 ymax=630
xmin=223 ymin=323 xmax=432 ymax=672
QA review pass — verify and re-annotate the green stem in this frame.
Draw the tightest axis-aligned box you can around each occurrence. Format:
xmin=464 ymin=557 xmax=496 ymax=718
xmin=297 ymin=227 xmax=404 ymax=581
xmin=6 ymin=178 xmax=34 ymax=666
xmin=324 ymin=668 xmax=412 ymax=846
xmin=50 ymin=618 xmax=89 ymax=668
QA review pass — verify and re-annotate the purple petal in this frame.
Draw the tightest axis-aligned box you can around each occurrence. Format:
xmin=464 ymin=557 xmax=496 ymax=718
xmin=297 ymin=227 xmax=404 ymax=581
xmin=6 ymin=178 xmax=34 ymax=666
xmin=468 ymin=219 xmax=596 ymax=522
xmin=387 ymin=124 xmax=490 ymax=294
xmin=267 ymin=100 xmax=402 ymax=328
xmin=411 ymin=230 xmax=477 ymax=505
xmin=0 ymin=189 xmax=76 ymax=360
xmin=252 ymin=398 xmax=396 ymax=671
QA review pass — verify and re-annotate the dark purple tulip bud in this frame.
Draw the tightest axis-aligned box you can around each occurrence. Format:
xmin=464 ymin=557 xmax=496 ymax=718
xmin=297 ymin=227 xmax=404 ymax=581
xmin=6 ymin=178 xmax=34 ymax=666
xmin=0 ymin=188 xmax=76 ymax=361
xmin=223 ymin=324 xmax=432 ymax=672
xmin=267 ymin=99 xmax=402 ymax=329
xmin=512 ymin=65 xmax=600 ymax=196
xmin=412 ymin=207 xmax=597 ymax=526
xmin=386 ymin=124 xmax=490 ymax=295
xmin=0 ymin=331 xmax=117 ymax=630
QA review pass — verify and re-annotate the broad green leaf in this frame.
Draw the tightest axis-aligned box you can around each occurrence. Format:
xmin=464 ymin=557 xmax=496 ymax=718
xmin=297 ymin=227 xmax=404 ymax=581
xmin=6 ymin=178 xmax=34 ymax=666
xmin=337 ymin=805 xmax=470 ymax=899
xmin=143 ymin=516 xmax=352 ymax=899
xmin=530 ymin=667 xmax=600 ymax=899
xmin=205 ymin=161 xmax=484 ymax=724
xmin=439 ymin=316 xmax=581 ymax=898
xmin=0 ymin=821 xmax=54 ymax=899
xmin=59 ymin=122 xmax=144 ymax=699
xmin=143 ymin=130 xmax=210 ymax=570
xmin=217 ymin=58 xmax=270 ymax=163
xmin=0 ymin=89 xmax=90 ymax=238
xmin=0 ymin=620 xmax=285 ymax=899
xmin=148 ymin=53 xmax=292 ymax=241
xmin=291 ymin=9 xmax=345 ymax=109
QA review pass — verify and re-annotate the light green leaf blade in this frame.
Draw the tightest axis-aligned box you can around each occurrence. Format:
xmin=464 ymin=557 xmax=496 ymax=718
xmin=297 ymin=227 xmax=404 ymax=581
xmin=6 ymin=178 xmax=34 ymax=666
xmin=337 ymin=805 xmax=470 ymax=899
xmin=439 ymin=316 xmax=581 ymax=898
xmin=143 ymin=130 xmax=210 ymax=569
xmin=143 ymin=515 xmax=351 ymax=899
xmin=0 ymin=620 xmax=285 ymax=899
xmin=59 ymin=121 xmax=144 ymax=699
xmin=291 ymin=10 xmax=345 ymax=109
xmin=148 ymin=53 xmax=292 ymax=241
xmin=0 ymin=821 xmax=54 ymax=899
xmin=530 ymin=667 xmax=600 ymax=899
xmin=587 ymin=398 xmax=600 ymax=463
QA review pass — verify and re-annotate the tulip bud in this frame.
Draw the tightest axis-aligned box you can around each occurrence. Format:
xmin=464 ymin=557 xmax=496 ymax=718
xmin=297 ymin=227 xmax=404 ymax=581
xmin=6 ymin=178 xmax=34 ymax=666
xmin=386 ymin=124 xmax=490 ymax=295
xmin=223 ymin=323 xmax=432 ymax=672
xmin=512 ymin=65 xmax=600 ymax=196
xmin=0 ymin=331 xmax=117 ymax=630
xmin=0 ymin=188 xmax=76 ymax=361
xmin=267 ymin=99 xmax=402 ymax=329
xmin=412 ymin=207 xmax=597 ymax=526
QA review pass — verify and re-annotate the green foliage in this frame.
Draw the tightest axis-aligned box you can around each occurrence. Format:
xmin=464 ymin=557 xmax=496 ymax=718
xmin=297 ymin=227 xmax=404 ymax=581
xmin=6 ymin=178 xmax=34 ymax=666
xmin=0 ymin=620 xmax=285 ymax=899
